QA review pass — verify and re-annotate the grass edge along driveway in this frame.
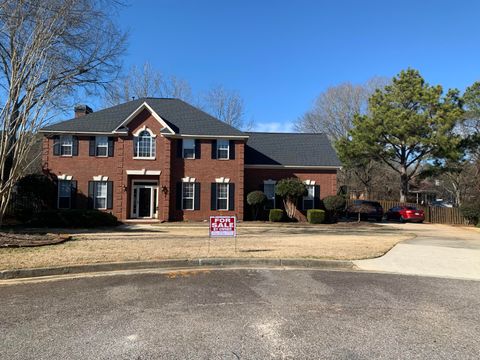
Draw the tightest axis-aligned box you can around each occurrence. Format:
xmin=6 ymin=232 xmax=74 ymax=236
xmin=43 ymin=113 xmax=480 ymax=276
xmin=0 ymin=223 xmax=413 ymax=270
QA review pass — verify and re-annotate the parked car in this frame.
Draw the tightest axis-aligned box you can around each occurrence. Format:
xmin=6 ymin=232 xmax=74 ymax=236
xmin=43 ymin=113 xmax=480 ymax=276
xmin=385 ymin=206 xmax=424 ymax=223
xmin=346 ymin=200 xmax=384 ymax=222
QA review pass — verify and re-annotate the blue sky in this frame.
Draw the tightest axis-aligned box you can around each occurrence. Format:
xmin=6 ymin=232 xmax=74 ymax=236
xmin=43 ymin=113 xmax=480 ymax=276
xmin=110 ymin=0 xmax=479 ymax=131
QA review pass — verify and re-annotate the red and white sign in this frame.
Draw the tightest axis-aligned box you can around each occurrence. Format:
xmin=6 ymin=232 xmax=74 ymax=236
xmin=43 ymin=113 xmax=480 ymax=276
xmin=209 ymin=216 xmax=236 ymax=237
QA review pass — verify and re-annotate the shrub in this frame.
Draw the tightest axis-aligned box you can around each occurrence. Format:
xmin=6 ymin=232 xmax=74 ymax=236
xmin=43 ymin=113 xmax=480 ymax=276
xmin=275 ymin=178 xmax=307 ymax=219
xmin=269 ymin=209 xmax=284 ymax=222
xmin=29 ymin=209 xmax=118 ymax=228
xmin=460 ymin=201 xmax=480 ymax=226
xmin=323 ymin=195 xmax=346 ymax=222
xmin=247 ymin=191 xmax=267 ymax=220
xmin=307 ymin=209 xmax=326 ymax=224
xmin=14 ymin=174 xmax=57 ymax=220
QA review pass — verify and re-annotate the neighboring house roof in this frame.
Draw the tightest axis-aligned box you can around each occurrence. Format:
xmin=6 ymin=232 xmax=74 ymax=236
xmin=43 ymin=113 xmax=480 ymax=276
xmin=245 ymin=132 xmax=341 ymax=168
xmin=41 ymin=98 xmax=246 ymax=137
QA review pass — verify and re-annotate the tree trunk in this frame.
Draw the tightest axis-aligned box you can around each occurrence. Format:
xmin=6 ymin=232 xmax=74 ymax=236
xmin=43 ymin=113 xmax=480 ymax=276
xmin=400 ymin=168 xmax=409 ymax=203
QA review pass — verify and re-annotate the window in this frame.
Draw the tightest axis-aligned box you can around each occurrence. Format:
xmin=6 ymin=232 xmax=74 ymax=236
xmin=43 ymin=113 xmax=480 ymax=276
xmin=94 ymin=181 xmax=108 ymax=209
xmin=217 ymin=140 xmax=229 ymax=159
xmin=182 ymin=183 xmax=195 ymax=210
xmin=60 ymin=135 xmax=73 ymax=156
xmin=58 ymin=180 xmax=72 ymax=209
xmin=217 ymin=183 xmax=229 ymax=210
xmin=183 ymin=139 xmax=195 ymax=159
xmin=264 ymin=183 xmax=276 ymax=209
xmin=95 ymin=136 xmax=108 ymax=157
xmin=303 ymin=185 xmax=315 ymax=210
xmin=134 ymin=130 xmax=155 ymax=158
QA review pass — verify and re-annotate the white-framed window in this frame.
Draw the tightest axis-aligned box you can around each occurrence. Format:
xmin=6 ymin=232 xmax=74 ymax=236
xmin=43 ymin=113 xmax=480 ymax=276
xmin=303 ymin=185 xmax=315 ymax=210
xmin=60 ymin=135 xmax=73 ymax=156
xmin=264 ymin=182 xmax=276 ymax=209
xmin=182 ymin=183 xmax=195 ymax=210
xmin=183 ymin=139 xmax=195 ymax=159
xmin=217 ymin=183 xmax=229 ymax=210
xmin=95 ymin=136 xmax=108 ymax=157
xmin=217 ymin=139 xmax=229 ymax=159
xmin=134 ymin=130 xmax=155 ymax=158
xmin=58 ymin=180 xmax=71 ymax=209
xmin=94 ymin=181 xmax=108 ymax=210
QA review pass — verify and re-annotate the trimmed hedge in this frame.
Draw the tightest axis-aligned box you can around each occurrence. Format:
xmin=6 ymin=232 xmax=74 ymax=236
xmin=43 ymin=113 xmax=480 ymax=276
xmin=269 ymin=209 xmax=284 ymax=222
xmin=307 ymin=209 xmax=326 ymax=224
xmin=28 ymin=209 xmax=118 ymax=228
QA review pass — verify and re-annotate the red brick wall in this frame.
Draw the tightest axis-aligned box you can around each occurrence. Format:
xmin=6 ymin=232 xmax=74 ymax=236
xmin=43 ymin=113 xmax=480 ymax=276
xmin=42 ymin=108 xmax=246 ymax=221
xmin=244 ymin=167 xmax=338 ymax=220
xmin=170 ymin=139 xmax=244 ymax=221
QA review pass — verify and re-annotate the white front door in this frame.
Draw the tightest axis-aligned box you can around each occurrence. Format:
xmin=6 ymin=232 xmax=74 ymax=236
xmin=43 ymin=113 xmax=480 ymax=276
xmin=131 ymin=182 xmax=158 ymax=219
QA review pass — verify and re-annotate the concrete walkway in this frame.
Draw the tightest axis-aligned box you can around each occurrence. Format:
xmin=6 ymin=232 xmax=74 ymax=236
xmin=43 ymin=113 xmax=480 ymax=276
xmin=355 ymin=223 xmax=480 ymax=280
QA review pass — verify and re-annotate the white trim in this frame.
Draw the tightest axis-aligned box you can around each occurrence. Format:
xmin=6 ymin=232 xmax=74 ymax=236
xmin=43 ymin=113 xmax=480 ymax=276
xmin=57 ymin=174 xmax=73 ymax=181
xmin=131 ymin=180 xmax=159 ymax=219
xmin=303 ymin=179 xmax=316 ymax=185
xmin=181 ymin=182 xmax=195 ymax=211
xmin=216 ymin=183 xmax=229 ymax=211
xmin=217 ymin=139 xmax=230 ymax=160
xmin=245 ymin=164 xmax=342 ymax=170
xmin=132 ymin=125 xmax=157 ymax=138
xmin=41 ymin=130 xmax=124 ymax=135
xmin=126 ymin=169 xmax=161 ymax=176
xmin=263 ymin=179 xmax=276 ymax=185
xmin=215 ymin=177 xmax=230 ymax=183
xmin=163 ymin=134 xmax=249 ymax=139
xmin=182 ymin=138 xmax=196 ymax=159
xmin=113 ymin=102 xmax=175 ymax=134
xmin=181 ymin=177 xmax=196 ymax=183
xmin=93 ymin=181 xmax=108 ymax=210
xmin=93 ymin=175 xmax=109 ymax=181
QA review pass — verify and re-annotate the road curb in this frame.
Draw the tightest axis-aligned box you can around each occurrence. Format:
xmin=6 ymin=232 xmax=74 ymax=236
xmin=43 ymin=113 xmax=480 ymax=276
xmin=0 ymin=258 xmax=355 ymax=280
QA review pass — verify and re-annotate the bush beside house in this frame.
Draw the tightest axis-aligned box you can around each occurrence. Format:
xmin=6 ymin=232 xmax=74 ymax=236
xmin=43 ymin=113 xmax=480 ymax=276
xmin=322 ymin=195 xmax=346 ymax=222
xmin=307 ymin=209 xmax=326 ymax=224
xmin=246 ymin=191 xmax=267 ymax=220
xmin=29 ymin=209 xmax=118 ymax=228
xmin=269 ymin=209 xmax=284 ymax=222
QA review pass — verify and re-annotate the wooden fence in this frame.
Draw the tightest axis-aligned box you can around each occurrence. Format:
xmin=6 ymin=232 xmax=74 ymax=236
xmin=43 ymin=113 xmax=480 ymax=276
xmin=346 ymin=199 xmax=468 ymax=225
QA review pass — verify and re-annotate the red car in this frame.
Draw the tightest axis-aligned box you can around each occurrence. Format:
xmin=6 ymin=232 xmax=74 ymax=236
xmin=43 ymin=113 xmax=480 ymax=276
xmin=385 ymin=206 xmax=425 ymax=223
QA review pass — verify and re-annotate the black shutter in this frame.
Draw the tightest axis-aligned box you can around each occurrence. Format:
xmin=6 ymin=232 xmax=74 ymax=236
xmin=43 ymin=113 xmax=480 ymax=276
xmin=228 ymin=183 xmax=235 ymax=211
xmin=195 ymin=139 xmax=201 ymax=159
xmin=88 ymin=181 xmax=95 ymax=209
xmin=72 ymin=136 xmax=79 ymax=156
xmin=53 ymin=136 xmax=60 ymax=156
xmin=211 ymin=183 xmax=217 ymax=210
xmin=70 ymin=180 xmax=77 ymax=209
xmin=211 ymin=140 xmax=217 ymax=159
xmin=176 ymin=182 xmax=182 ymax=210
xmin=194 ymin=183 xmax=201 ymax=210
xmin=177 ymin=139 xmax=183 ymax=158
xmin=107 ymin=181 xmax=113 ymax=209
xmin=108 ymin=137 xmax=114 ymax=157
xmin=314 ymin=185 xmax=321 ymax=209
xmin=229 ymin=140 xmax=235 ymax=160
xmin=89 ymin=137 xmax=96 ymax=156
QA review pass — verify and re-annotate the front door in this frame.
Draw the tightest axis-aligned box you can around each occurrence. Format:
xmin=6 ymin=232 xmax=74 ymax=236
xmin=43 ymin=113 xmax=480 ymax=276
xmin=138 ymin=187 xmax=152 ymax=217
xmin=131 ymin=182 xmax=158 ymax=219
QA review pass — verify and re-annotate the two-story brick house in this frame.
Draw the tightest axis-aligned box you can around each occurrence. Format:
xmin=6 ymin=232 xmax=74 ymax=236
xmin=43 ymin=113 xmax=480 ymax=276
xmin=40 ymin=98 xmax=341 ymax=221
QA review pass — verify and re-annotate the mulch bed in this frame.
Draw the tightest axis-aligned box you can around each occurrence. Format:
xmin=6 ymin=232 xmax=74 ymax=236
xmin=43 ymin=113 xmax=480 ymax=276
xmin=0 ymin=232 xmax=71 ymax=248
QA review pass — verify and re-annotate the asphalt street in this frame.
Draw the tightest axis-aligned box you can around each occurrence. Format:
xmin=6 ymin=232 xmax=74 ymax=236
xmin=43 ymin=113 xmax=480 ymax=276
xmin=0 ymin=269 xmax=479 ymax=359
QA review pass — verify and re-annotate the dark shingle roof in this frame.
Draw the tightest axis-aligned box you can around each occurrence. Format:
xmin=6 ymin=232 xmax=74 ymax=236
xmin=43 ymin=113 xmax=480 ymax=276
xmin=41 ymin=98 xmax=246 ymax=136
xmin=245 ymin=132 xmax=341 ymax=167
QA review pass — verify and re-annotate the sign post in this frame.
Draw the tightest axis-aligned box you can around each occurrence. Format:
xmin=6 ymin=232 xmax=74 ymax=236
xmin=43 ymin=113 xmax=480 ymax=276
xmin=209 ymin=215 xmax=237 ymax=252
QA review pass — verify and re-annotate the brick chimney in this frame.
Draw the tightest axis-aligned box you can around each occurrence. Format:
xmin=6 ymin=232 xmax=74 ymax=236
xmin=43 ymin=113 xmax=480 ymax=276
xmin=74 ymin=104 xmax=93 ymax=118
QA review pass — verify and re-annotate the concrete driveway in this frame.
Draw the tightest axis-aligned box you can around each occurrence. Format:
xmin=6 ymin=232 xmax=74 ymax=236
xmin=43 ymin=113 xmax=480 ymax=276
xmin=355 ymin=223 xmax=480 ymax=280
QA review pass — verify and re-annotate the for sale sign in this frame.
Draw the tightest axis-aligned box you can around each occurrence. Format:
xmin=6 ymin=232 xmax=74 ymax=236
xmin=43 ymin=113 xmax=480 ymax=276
xmin=209 ymin=216 xmax=236 ymax=237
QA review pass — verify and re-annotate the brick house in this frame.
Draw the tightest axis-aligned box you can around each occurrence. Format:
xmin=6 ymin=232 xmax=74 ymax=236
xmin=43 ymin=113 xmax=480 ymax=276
xmin=40 ymin=98 xmax=341 ymax=221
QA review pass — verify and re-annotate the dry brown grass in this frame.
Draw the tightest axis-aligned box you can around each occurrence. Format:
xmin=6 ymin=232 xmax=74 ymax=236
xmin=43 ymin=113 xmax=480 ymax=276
xmin=0 ymin=224 xmax=412 ymax=270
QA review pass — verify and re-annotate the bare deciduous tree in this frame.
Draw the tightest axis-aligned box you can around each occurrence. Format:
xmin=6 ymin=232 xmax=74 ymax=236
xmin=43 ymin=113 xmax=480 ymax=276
xmin=105 ymin=62 xmax=192 ymax=105
xmin=203 ymin=85 xmax=252 ymax=130
xmin=0 ymin=0 xmax=126 ymax=224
